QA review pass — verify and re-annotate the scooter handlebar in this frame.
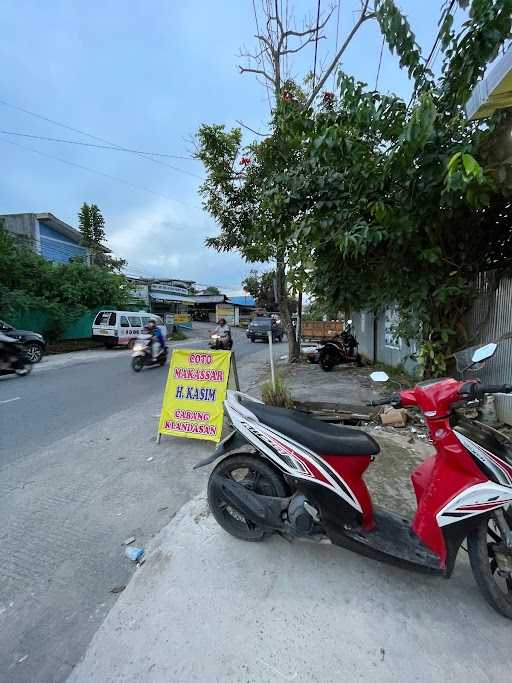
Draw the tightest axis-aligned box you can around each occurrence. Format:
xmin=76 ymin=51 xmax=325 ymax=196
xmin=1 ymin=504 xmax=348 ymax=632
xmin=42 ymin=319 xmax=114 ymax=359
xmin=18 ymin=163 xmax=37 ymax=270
xmin=472 ymin=383 xmax=512 ymax=397
xmin=367 ymin=393 xmax=401 ymax=407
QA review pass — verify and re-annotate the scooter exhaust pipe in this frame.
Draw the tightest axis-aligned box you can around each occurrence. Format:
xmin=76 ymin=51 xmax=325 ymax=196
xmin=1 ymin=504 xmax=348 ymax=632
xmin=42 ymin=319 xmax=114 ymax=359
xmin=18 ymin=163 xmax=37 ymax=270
xmin=212 ymin=475 xmax=286 ymax=530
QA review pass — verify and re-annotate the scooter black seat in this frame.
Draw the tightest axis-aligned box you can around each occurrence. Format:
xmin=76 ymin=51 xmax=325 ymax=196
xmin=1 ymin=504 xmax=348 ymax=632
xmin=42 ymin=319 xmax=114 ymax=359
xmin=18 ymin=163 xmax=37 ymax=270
xmin=246 ymin=402 xmax=380 ymax=456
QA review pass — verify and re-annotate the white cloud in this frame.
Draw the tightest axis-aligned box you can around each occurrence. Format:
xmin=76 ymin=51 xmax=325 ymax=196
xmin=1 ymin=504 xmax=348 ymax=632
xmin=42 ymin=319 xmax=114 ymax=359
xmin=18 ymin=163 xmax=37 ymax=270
xmin=108 ymin=199 xmax=255 ymax=293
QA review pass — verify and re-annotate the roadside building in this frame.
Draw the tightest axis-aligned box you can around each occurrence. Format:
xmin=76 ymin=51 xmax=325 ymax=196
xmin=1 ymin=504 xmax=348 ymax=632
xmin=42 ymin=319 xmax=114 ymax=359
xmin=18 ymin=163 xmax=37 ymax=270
xmin=193 ymin=294 xmax=229 ymax=322
xmin=0 ymin=212 xmax=97 ymax=264
xmin=126 ymin=277 xmax=196 ymax=328
xmin=228 ymin=295 xmax=257 ymax=326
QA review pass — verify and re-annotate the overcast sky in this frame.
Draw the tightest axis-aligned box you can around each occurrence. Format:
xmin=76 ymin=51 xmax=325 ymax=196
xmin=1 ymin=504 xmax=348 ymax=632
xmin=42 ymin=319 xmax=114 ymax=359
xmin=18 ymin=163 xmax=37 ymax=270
xmin=1 ymin=1 xmax=450 ymax=294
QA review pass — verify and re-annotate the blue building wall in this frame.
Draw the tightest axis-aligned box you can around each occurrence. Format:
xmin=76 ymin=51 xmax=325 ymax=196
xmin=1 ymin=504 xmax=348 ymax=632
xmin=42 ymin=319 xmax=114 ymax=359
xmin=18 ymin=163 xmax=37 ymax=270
xmin=38 ymin=221 xmax=88 ymax=263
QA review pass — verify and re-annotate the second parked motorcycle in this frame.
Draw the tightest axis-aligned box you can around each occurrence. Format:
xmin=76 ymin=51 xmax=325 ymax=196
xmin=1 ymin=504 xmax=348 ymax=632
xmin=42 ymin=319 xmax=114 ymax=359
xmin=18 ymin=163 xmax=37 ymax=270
xmin=317 ymin=319 xmax=362 ymax=371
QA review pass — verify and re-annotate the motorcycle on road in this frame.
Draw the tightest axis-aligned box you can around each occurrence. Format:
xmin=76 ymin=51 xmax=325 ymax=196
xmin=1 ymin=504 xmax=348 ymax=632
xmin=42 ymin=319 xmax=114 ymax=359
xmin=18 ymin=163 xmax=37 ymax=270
xmin=0 ymin=337 xmax=32 ymax=378
xmin=131 ymin=334 xmax=168 ymax=372
xmin=209 ymin=332 xmax=233 ymax=351
xmin=196 ymin=342 xmax=512 ymax=619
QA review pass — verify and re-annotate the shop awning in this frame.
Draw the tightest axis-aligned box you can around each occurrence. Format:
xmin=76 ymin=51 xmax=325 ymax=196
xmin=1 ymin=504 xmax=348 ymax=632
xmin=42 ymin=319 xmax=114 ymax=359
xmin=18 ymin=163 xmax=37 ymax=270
xmin=149 ymin=293 xmax=195 ymax=303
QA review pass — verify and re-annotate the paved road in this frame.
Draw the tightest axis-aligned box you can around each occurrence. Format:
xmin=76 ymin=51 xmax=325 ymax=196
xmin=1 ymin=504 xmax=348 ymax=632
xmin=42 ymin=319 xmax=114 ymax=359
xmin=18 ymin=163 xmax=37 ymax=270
xmin=0 ymin=327 xmax=276 ymax=683
xmin=0 ymin=327 xmax=271 ymax=464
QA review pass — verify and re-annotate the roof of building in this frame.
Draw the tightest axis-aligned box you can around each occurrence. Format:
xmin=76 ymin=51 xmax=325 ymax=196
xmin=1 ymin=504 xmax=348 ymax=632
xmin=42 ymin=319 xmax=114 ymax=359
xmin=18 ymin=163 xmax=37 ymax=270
xmin=466 ymin=46 xmax=512 ymax=120
xmin=1 ymin=212 xmax=111 ymax=253
xmin=149 ymin=292 xmax=193 ymax=304
xmin=194 ymin=294 xmax=228 ymax=304
xmin=229 ymin=295 xmax=256 ymax=307
xmin=37 ymin=213 xmax=111 ymax=253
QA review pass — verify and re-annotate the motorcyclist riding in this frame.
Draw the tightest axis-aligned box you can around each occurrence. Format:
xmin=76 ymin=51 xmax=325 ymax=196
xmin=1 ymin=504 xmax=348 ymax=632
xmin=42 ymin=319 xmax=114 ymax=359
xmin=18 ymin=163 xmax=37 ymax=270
xmin=0 ymin=331 xmax=27 ymax=371
xmin=145 ymin=320 xmax=165 ymax=361
xmin=213 ymin=318 xmax=230 ymax=340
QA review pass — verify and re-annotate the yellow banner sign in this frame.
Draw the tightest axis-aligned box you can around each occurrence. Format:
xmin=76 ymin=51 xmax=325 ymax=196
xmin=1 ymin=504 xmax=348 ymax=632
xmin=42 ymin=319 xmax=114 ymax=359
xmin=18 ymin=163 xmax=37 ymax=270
xmin=174 ymin=313 xmax=190 ymax=324
xmin=158 ymin=348 xmax=231 ymax=442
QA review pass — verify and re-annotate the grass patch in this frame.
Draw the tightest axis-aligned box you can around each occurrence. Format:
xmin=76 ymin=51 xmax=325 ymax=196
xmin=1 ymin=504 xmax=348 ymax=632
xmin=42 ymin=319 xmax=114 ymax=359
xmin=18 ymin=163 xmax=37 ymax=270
xmin=47 ymin=339 xmax=104 ymax=354
xmin=170 ymin=329 xmax=187 ymax=341
xmin=261 ymin=372 xmax=294 ymax=408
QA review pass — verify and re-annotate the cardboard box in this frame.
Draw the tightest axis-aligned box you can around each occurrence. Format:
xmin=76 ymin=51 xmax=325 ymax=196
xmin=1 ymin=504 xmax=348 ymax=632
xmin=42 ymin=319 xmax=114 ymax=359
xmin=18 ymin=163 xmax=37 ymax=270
xmin=379 ymin=406 xmax=408 ymax=427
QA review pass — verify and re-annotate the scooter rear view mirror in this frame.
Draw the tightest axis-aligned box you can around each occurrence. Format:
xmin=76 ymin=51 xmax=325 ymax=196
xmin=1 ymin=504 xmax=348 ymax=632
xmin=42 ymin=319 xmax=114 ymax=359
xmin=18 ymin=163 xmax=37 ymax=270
xmin=471 ymin=343 xmax=497 ymax=365
xmin=370 ymin=371 xmax=389 ymax=383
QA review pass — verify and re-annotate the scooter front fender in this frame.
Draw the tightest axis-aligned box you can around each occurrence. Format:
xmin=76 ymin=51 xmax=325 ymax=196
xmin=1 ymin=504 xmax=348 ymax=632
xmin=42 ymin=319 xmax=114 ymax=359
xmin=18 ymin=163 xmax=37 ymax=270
xmin=193 ymin=430 xmax=253 ymax=469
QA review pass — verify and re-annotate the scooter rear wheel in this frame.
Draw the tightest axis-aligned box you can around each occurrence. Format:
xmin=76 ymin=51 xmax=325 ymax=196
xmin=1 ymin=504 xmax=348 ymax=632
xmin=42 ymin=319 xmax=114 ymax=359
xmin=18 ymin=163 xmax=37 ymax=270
xmin=208 ymin=453 xmax=286 ymax=541
xmin=468 ymin=512 xmax=512 ymax=619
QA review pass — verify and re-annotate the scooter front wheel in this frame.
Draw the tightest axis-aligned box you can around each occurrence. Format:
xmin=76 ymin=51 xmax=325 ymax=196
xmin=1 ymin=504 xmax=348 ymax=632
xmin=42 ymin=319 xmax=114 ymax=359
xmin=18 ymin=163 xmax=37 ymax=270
xmin=207 ymin=453 xmax=286 ymax=541
xmin=131 ymin=356 xmax=144 ymax=372
xmin=320 ymin=352 xmax=335 ymax=371
xmin=468 ymin=512 xmax=512 ymax=619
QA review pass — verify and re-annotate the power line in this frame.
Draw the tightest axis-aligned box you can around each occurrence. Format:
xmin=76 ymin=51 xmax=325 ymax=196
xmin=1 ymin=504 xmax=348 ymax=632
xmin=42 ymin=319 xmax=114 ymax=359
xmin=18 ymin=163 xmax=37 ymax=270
xmin=0 ymin=129 xmax=195 ymax=161
xmin=430 ymin=4 xmax=459 ymax=74
xmin=0 ymin=97 xmax=202 ymax=178
xmin=1 ymin=137 xmax=201 ymax=206
xmin=312 ymin=0 xmax=322 ymax=89
xmin=252 ymin=0 xmax=273 ymax=110
xmin=407 ymin=0 xmax=457 ymax=110
xmin=0 ymin=130 xmax=202 ymax=181
xmin=375 ymin=35 xmax=385 ymax=90
xmin=332 ymin=0 xmax=341 ymax=89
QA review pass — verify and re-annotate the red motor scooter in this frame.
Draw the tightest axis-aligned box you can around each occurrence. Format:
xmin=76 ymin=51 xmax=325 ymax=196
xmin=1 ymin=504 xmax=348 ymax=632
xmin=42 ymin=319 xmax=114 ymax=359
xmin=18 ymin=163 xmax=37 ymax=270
xmin=196 ymin=342 xmax=512 ymax=618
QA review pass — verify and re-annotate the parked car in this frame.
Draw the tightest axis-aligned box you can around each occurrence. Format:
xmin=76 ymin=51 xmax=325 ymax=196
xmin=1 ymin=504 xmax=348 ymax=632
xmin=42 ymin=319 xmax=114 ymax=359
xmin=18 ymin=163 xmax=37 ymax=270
xmin=92 ymin=310 xmax=166 ymax=349
xmin=246 ymin=316 xmax=284 ymax=343
xmin=0 ymin=319 xmax=46 ymax=363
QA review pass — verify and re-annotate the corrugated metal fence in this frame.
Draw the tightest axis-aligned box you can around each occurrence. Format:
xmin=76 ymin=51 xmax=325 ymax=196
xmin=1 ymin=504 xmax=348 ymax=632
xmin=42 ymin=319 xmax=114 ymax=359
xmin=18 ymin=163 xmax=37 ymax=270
xmin=465 ymin=273 xmax=512 ymax=424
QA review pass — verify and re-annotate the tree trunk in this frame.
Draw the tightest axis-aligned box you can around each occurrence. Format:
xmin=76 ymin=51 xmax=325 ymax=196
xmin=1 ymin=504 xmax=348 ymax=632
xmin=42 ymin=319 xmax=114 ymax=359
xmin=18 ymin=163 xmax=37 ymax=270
xmin=276 ymin=260 xmax=300 ymax=362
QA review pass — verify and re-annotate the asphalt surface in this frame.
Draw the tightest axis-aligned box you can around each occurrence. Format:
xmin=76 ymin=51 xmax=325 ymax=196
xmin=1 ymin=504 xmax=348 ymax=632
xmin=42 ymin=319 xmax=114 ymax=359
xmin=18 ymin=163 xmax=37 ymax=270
xmin=0 ymin=327 xmax=276 ymax=683
xmin=0 ymin=328 xmax=269 ymax=464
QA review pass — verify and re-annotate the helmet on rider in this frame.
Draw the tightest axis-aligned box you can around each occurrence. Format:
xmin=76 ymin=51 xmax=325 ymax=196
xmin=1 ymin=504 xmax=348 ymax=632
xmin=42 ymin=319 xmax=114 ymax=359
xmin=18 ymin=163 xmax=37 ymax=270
xmin=144 ymin=320 xmax=156 ymax=333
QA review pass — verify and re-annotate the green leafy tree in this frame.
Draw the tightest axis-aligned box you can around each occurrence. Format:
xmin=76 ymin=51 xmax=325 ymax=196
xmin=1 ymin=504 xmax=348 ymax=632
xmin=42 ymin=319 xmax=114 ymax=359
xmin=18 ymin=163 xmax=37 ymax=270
xmin=78 ymin=202 xmax=126 ymax=272
xmin=242 ymin=269 xmax=298 ymax=312
xmin=203 ymin=286 xmax=221 ymax=295
xmin=197 ymin=1 xmax=381 ymax=361
xmin=200 ymin=0 xmax=512 ymax=374
xmin=0 ymin=224 xmax=130 ymax=341
xmin=264 ymin=0 xmax=512 ymax=375
xmin=242 ymin=271 xmax=276 ymax=310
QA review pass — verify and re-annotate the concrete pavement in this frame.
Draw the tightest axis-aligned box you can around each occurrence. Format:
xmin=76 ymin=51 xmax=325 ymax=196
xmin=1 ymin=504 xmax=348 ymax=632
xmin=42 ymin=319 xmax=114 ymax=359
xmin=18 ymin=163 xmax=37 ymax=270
xmin=0 ymin=326 xmax=262 ymax=462
xmin=67 ymin=360 xmax=512 ymax=683
xmin=69 ymin=493 xmax=511 ymax=683
xmin=0 ymin=328 xmax=277 ymax=683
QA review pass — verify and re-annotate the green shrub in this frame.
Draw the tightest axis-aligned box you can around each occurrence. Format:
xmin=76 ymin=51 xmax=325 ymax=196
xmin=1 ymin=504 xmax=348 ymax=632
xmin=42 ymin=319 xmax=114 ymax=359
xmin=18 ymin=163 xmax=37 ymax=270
xmin=261 ymin=372 xmax=293 ymax=408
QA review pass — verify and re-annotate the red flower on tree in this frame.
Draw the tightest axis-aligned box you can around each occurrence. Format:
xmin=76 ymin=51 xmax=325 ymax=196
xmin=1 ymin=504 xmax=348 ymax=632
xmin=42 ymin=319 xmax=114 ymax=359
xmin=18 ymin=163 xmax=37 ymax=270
xmin=239 ymin=156 xmax=251 ymax=166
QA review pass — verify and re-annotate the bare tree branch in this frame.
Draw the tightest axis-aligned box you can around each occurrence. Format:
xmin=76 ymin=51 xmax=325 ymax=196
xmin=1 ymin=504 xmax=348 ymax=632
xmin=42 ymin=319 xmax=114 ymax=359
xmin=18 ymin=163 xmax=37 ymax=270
xmin=305 ymin=1 xmax=375 ymax=107
xmin=281 ymin=7 xmax=334 ymax=40
xmin=239 ymin=65 xmax=276 ymax=86
xmin=235 ymin=120 xmax=269 ymax=137
xmin=282 ymin=35 xmax=325 ymax=56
